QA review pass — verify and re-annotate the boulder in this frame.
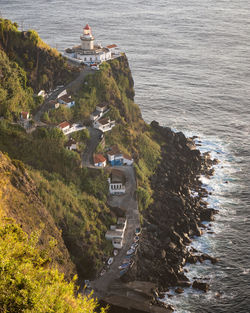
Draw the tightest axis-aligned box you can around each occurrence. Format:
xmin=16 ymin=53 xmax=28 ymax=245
xmin=175 ymin=287 xmax=184 ymax=294
xmin=192 ymin=280 xmax=210 ymax=292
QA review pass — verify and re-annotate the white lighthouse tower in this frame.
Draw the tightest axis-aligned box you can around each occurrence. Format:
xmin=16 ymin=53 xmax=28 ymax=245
xmin=80 ymin=24 xmax=94 ymax=50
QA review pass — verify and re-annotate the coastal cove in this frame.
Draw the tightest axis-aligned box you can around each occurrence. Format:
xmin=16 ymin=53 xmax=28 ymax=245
xmin=0 ymin=0 xmax=250 ymax=311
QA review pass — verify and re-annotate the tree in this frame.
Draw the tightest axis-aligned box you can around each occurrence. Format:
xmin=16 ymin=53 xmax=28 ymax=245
xmin=0 ymin=220 xmax=108 ymax=313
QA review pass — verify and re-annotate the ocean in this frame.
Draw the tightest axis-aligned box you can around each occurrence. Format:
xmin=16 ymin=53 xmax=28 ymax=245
xmin=1 ymin=0 xmax=249 ymax=312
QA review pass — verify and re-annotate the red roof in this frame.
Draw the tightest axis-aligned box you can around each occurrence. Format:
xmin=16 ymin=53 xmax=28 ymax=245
xmin=94 ymin=154 xmax=106 ymax=164
xmin=107 ymin=44 xmax=117 ymax=49
xmin=57 ymin=121 xmax=70 ymax=129
xmin=84 ymin=24 xmax=91 ymax=30
xmin=21 ymin=111 xmax=29 ymax=119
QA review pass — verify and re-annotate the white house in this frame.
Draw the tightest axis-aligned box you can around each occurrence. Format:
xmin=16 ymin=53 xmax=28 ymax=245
xmin=96 ymin=102 xmax=108 ymax=112
xmin=105 ymin=217 xmax=127 ymax=249
xmin=112 ymin=238 xmax=123 ymax=249
xmin=123 ymin=153 xmax=134 ymax=166
xmin=93 ymin=154 xmax=106 ymax=167
xmin=20 ymin=111 xmax=30 ymax=120
xmin=107 ymin=44 xmax=120 ymax=56
xmin=90 ymin=110 xmax=103 ymax=121
xmin=57 ymin=89 xmax=67 ymax=99
xmin=65 ymin=138 xmax=78 ymax=151
xmin=94 ymin=117 xmax=115 ymax=132
xmin=57 ymin=121 xmax=71 ymax=134
xmin=105 ymin=230 xmax=124 ymax=241
xmin=107 ymin=146 xmax=123 ymax=166
xmin=108 ymin=169 xmax=126 ymax=195
xmin=58 ymin=95 xmax=75 ymax=108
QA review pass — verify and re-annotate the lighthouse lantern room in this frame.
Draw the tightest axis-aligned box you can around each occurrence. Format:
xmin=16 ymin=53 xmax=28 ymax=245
xmin=80 ymin=24 xmax=94 ymax=50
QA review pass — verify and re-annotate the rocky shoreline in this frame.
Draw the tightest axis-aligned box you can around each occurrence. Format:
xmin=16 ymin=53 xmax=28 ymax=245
xmin=122 ymin=121 xmax=219 ymax=308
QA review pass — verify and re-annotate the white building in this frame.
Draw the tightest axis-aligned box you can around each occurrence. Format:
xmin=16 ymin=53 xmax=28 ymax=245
xmin=96 ymin=102 xmax=108 ymax=112
xmin=65 ymin=138 xmax=78 ymax=151
xmin=106 ymin=217 xmax=127 ymax=249
xmin=112 ymin=238 xmax=123 ymax=249
xmin=64 ymin=24 xmax=112 ymax=65
xmin=90 ymin=110 xmax=103 ymax=121
xmin=93 ymin=154 xmax=106 ymax=167
xmin=57 ymin=121 xmax=71 ymax=134
xmin=123 ymin=153 xmax=134 ymax=166
xmin=94 ymin=117 xmax=115 ymax=132
xmin=105 ymin=230 xmax=124 ymax=241
xmin=106 ymin=44 xmax=120 ymax=56
xmin=64 ymin=24 xmax=121 ymax=65
xmin=107 ymin=146 xmax=123 ymax=166
xmin=58 ymin=95 xmax=75 ymax=108
xmin=108 ymin=169 xmax=126 ymax=195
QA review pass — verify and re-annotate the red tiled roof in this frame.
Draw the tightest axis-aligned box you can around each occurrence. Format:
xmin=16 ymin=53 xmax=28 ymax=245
xmin=94 ymin=154 xmax=106 ymax=164
xmin=107 ymin=44 xmax=117 ymax=49
xmin=21 ymin=111 xmax=29 ymax=119
xmin=58 ymin=121 xmax=70 ymax=129
xmin=84 ymin=24 xmax=91 ymax=30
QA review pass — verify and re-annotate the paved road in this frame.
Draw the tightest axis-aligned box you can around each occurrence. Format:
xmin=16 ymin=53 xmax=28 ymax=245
xmin=82 ymin=127 xmax=103 ymax=166
xmin=90 ymin=166 xmax=140 ymax=298
xmin=33 ymin=67 xmax=93 ymax=122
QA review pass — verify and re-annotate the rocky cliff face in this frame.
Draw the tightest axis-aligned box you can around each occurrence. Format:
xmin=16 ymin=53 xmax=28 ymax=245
xmin=0 ymin=152 xmax=76 ymax=280
xmin=123 ymin=122 xmax=218 ymax=291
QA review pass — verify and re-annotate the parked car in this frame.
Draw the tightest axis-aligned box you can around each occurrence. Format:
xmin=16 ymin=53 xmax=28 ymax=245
xmin=134 ymin=236 xmax=139 ymax=242
xmin=135 ymin=227 xmax=141 ymax=235
xmin=126 ymin=248 xmax=135 ymax=255
xmin=100 ymin=269 xmax=106 ymax=276
xmin=118 ymin=263 xmax=130 ymax=270
xmin=107 ymin=257 xmax=114 ymax=265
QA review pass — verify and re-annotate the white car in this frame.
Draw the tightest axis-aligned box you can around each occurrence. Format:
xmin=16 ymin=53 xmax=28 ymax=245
xmin=107 ymin=257 xmax=114 ymax=265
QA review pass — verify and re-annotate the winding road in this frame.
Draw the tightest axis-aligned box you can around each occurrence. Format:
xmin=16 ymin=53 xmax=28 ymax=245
xmin=90 ymin=165 xmax=140 ymax=298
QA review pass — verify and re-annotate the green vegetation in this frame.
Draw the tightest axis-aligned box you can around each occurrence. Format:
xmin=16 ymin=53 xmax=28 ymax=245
xmin=30 ymin=169 xmax=114 ymax=278
xmin=0 ymin=18 xmax=76 ymax=93
xmin=0 ymin=220 xmax=107 ymax=313
xmin=0 ymin=120 xmax=112 ymax=278
xmin=0 ymin=49 xmax=35 ymax=119
xmin=78 ymin=57 xmax=161 ymax=211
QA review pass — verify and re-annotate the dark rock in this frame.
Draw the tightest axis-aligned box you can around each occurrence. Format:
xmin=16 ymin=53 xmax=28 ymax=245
xmin=177 ymin=280 xmax=191 ymax=287
xmin=175 ymin=287 xmax=184 ymax=294
xmin=192 ymin=280 xmax=210 ymax=292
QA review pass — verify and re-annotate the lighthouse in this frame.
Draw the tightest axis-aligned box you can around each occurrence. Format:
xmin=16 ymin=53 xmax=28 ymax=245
xmin=80 ymin=24 xmax=94 ymax=50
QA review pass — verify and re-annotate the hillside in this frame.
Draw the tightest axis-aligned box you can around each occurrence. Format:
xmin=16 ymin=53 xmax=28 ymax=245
xmin=0 ymin=18 xmax=76 ymax=92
